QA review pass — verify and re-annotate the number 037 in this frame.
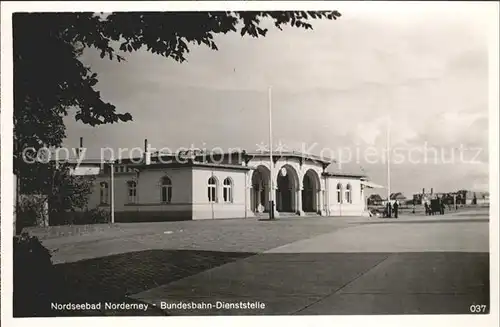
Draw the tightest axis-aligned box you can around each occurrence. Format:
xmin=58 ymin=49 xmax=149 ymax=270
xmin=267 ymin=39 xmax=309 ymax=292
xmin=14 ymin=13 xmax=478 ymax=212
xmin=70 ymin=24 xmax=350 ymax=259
xmin=469 ymin=304 xmax=488 ymax=313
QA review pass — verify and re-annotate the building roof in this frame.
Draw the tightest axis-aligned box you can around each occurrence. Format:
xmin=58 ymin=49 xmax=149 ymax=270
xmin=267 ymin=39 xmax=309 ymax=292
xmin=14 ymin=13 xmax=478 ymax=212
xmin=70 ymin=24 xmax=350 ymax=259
xmin=62 ymin=150 xmax=375 ymax=179
xmin=323 ymin=161 xmax=368 ymax=178
xmin=243 ymin=150 xmax=335 ymax=165
xmin=63 ymin=150 xmax=337 ymax=167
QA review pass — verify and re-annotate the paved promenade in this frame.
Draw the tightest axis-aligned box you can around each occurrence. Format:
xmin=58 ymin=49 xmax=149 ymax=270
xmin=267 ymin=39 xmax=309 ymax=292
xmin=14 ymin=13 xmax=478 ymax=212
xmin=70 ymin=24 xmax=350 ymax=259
xmin=130 ymin=210 xmax=490 ymax=315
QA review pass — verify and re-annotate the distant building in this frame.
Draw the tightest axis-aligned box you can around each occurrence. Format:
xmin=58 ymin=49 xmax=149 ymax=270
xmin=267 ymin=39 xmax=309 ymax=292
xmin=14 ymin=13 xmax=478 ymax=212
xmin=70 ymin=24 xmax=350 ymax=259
xmin=463 ymin=190 xmax=490 ymax=205
xmin=476 ymin=192 xmax=490 ymax=205
xmin=413 ymin=188 xmax=436 ymax=205
xmin=412 ymin=189 xmax=489 ymax=206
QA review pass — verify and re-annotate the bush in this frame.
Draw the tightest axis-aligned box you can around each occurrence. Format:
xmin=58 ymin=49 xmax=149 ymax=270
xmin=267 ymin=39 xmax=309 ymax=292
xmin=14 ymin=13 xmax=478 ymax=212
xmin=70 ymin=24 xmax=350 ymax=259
xmin=13 ymin=233 xmax=56 ymax=317
xmin=77 ymin=208 xmax=110 ymax=224
xmin=49 ymin=207 xmax=110 ymax=226
xmin=16 ymin=195 xmax=49 ymax=233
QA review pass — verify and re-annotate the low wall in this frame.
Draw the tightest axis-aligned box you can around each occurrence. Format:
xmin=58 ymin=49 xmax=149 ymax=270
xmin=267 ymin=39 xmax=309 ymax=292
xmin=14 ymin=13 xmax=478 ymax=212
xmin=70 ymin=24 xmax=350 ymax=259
xmin=23 ymin=223 xmax=117 ymax=241
xmin=113 ymin=204 xmax=194 ymax=222
xmin=114 ymin=210 xmax=192 ymax=222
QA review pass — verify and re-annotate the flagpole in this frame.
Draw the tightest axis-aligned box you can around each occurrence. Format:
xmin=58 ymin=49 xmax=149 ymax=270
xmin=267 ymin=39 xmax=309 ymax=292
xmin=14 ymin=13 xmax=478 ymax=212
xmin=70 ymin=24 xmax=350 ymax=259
xmin=387 ymin=116 xmax=391 ymax=202
xmin=268 ymin=86 xmax=275 ymax=219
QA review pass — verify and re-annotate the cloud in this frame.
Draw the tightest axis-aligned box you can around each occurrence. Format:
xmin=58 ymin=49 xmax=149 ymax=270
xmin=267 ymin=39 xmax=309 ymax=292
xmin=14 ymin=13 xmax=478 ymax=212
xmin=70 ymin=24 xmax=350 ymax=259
xmin=66 ymin=5 xmax=491 ymax=196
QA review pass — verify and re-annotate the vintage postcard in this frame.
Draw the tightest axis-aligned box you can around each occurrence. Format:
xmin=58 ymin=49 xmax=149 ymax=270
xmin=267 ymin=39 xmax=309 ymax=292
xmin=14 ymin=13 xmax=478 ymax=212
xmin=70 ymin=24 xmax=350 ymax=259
xmin=1 ymin=1 xmax=498 ymax=327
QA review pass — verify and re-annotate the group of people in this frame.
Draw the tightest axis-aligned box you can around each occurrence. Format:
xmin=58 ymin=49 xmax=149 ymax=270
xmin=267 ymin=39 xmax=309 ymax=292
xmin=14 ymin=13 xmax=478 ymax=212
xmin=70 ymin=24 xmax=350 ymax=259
xmin=378 ymin=198 xmax=457 ymax=219
xmin=424 ymin=199 xmax=447 ymax=216
xmin=384 ymin=201 xmax=399 ymax=218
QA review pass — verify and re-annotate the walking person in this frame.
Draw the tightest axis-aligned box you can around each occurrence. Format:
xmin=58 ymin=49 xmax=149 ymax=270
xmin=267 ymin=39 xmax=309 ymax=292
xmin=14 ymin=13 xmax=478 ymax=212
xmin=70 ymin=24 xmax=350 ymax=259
xmin=393 ymin=201 xmax=399 ymax=218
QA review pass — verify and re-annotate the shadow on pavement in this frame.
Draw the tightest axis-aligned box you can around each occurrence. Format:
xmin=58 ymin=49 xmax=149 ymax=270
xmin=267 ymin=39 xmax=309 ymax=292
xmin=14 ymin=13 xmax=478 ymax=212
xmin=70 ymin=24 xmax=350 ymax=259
xmin=14 ymin=249 xmax=490 ymax=316
xmin=131 ymin=252 xmax=490 ymax=316
xmin=13 ymin=249 xmax=255 ymax=317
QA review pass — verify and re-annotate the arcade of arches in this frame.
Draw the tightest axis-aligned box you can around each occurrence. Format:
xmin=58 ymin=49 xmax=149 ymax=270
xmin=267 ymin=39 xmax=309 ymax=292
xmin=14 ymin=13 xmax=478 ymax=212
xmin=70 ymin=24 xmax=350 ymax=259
xmin=250 ymin=165 xmax=322 ymax=214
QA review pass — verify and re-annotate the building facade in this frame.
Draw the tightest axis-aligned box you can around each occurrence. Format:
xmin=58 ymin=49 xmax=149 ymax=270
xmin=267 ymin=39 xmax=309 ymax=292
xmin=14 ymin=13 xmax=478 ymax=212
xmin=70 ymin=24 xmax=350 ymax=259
xmin=79 ymin=150 xmax=375 ymax=222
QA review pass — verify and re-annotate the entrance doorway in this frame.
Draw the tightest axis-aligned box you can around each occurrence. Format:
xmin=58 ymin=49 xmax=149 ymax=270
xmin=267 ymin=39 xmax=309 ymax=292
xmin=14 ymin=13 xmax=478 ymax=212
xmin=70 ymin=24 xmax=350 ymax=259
xmin=302 ymin=169 xmax=320 ymax=213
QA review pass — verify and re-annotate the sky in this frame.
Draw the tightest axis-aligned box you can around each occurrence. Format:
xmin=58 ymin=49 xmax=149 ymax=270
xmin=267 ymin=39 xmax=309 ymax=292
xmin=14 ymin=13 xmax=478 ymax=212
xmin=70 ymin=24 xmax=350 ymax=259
xmin=63 ymin=2 xmax=492 ymax=197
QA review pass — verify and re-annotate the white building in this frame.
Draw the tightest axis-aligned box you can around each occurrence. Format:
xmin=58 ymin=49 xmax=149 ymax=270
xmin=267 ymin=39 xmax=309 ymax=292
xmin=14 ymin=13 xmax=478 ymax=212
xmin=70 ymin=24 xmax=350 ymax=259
xmin=77 ymin=149 xmax=379 ymax=222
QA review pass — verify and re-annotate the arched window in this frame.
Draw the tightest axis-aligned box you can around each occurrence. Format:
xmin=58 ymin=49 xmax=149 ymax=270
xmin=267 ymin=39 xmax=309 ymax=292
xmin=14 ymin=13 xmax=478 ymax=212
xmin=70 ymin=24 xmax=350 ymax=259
xmin=208 ymin=177 xmax=218 ymax=203
xmin=161 ymin=176 xmax=172 ymax=203
xmin=223 ymin=177 xmax=233 ymax=203
xmin=127 ymin=181 xmax=137 ymax=203
xmin=346 ymin=184 xmax=352 ymax=204
xmin=100 ymin=182 xmax=109 ymax=204
xmin=337 ymin=183 xmax=343 ymax=203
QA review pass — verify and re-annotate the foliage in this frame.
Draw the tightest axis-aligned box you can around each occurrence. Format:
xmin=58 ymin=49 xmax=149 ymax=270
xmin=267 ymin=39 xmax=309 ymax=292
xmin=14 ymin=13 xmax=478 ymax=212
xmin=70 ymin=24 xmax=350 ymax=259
xmin=51 ymin=207 xmax=110 ymax=226
xmin=82 ymin=207 xmax=110 ymax=224
xmin=46 ymin=163 xmax=96 ymax=226
xmin=16 ymin=162 xmax=95 ymax=230
xmin=48 ymin=163 xmax=96 ymax=213
xmin=16 ymin=194 xmax=49 ymax=233
xmin=14 ymin=11 xmax=340 ymax=192
xmin=367 ymin=194 xmax=383 ymax=205
xmin=13 ymin=233 xmax=56 ymax=317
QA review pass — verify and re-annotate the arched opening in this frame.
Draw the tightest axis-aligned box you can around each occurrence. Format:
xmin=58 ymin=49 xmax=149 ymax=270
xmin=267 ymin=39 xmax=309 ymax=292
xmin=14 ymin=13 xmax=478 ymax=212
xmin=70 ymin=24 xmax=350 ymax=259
xmin=127 ymin=180 xmax=137 ymax=203
xmin=223 ymin=177 xmax=233 ymax=203
xmin=345 ymin=184 xmax=352 ymax=204
xmin=337 ymin=183 xmax=343 ymax=203
xmin=208 ymin=176 xmax=218 ymax=203
xmin=99 ymin=182 xmax=109 ymax=204
xmin=277 ymin=173 xmax=293 ymax=212
xmin=302 ymin=169 xmax=321 ymax=213
xmin=251 ymin=166 xmax=271 ymax=213
xmin=161 ymin=176 xmax=172 ymax=203
xmin=276 ymin=165 xmax=299 ymax=213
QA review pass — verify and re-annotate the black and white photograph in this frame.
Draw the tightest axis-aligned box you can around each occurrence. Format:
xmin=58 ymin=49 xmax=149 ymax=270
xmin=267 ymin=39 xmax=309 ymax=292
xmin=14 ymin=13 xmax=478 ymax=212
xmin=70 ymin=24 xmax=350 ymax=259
xmin=1 ymin=1 xmax=499 ymax=325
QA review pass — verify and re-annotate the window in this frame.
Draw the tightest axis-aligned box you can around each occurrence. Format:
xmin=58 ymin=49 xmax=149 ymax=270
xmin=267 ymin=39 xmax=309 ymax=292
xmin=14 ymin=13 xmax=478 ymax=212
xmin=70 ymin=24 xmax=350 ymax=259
xmin=346 ymin=184 xmax=352 ymax=204
xmin=208 ymin=176 xmax=218 ymax=203
xmin=100 ymin=182 xmax=109 ymax=204
xmin=161 ymin=176 xmax=173 ymax=203
xmin=127 ymin=181 xmax=137 ymax=203
xmin=223 ymin=177 xmax=233 ymax=203
xmin=337 ymin=183 xmax=343 ymax=203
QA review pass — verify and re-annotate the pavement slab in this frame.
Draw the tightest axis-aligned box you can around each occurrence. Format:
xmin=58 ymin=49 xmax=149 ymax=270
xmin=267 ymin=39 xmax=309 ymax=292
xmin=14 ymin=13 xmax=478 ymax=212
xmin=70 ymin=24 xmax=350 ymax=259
xmin=130 ymin=251 xmax=489 ymax=315
xmin=266 ymin=220 xmax=489 ymax=253
xmin=43 ymin=216 xmax=364 ymax=264
xmin=19 ymin=208 xmax=490 ymax=316
xmin=297 ymin=293 xmax=488 ymax=315
xmin=129 ymin=215 xmax=490 ymax=315
xmin=130 ymin=253 xmax=390 ymax=315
